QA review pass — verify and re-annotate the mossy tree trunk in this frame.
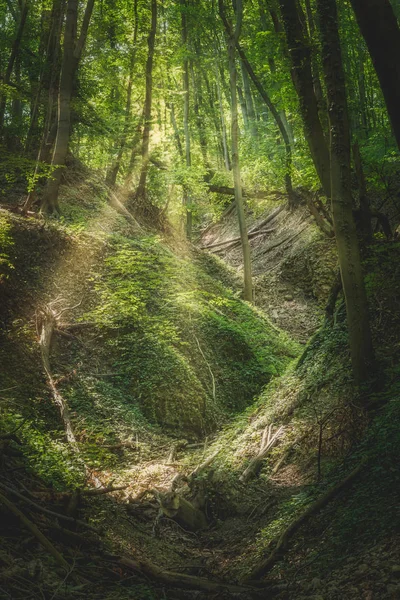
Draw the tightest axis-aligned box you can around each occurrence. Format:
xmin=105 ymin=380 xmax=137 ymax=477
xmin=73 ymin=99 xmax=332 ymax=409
xmin=316 ymin=0 xmax=374 ymax=386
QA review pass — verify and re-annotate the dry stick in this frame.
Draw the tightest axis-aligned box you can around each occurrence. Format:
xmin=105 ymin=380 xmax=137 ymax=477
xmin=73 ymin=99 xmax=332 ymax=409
xmin=248 ymin=204 xmax=286 ymax=233
xmin=246 ymin=459 xmax=367 ymax=581
xmin=0 ymin=482 xmax=99 ymax=533
xmin=0 ymin=491 xmax=69 ymax=570
xmin=189 ymin=448 xmax=221 ymax=479
xmin=259 ymin=226 xmax=309 ymax=255
xmin=240 ymin=426 xmax=284 ymax=484
xmin=202 ymin=228 xmax=276 ymax=250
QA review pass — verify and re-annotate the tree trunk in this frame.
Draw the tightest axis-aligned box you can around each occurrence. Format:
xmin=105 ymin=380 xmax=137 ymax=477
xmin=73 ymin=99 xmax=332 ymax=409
xmin=316 ymin=0 xmax=374 ymax=386
xmin=218 ymin=0 xmax=253 ymax=303
xmin=181 ymin=0 xmax=192 ymax=239
xmin=105 ymin=0 xmax=138 ymax=187
xmin=41 ymin=0 xmax=95 ymax=213
xmin=135 ymin=0 xmax=157 ymax=202
xmin=279 ymin=0 xmax=331 ymax=198
xmin=0 ymin=0 xmax=29 ymax=133
xmin=349 ymin=0 xmax=400 ymax=151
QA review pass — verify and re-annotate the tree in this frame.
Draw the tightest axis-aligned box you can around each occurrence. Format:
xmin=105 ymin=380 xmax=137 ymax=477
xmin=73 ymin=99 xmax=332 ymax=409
xmin=41 ymin=0 xmax=95 ymax=213
xmin=349 ymin=0 xmax=400 ymax=151
xmin=316 ymin=0 xmax=374 ymax=385
xmin=218 ymin=0 xmax=253 ymax=303
xmin=279 ymin=0 xmax=331 ymax=198
xmin=135 ymin=0 xmax=157 ymax=203
xmin=181 ymin=0 xmax=192 ymax=239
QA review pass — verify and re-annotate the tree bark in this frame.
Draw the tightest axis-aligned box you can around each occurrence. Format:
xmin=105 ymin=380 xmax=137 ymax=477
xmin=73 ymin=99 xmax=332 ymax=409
xmin=135 ymin=0 xmax=157 ymax=202
xmin=181 ymin=0 xmax=192 ymax=239
xmin=218 ymin=0 xmax=253 ymax=303
xmin=279 ymin=0 xmax=331 ymax=198
xmin=316 ymin=0 xmax=374 ymax=386
xmin=41 ymin=0 xmax=95 ymax=213
xmin=349 ymin=0 xmax=400 ymax=151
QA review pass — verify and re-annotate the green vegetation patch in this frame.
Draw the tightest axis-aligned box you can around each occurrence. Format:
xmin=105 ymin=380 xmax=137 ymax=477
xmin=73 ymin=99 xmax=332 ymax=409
xmin=84 ymin=234 xmax=299 ymax=435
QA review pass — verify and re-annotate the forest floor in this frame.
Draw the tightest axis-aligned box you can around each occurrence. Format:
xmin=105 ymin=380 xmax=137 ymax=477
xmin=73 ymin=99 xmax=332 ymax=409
xmin=0 ymin=191 xmax=399 ymax=600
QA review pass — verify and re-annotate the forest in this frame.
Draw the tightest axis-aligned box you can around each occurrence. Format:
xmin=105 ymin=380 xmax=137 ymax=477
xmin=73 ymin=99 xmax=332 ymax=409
xmin=0 ymin=0 xmax=399 ymax=598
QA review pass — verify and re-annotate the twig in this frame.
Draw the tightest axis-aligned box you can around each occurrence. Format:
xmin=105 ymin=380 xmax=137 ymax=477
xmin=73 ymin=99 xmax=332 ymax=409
xmin=193 ymin=333 xmax=216 ymax=401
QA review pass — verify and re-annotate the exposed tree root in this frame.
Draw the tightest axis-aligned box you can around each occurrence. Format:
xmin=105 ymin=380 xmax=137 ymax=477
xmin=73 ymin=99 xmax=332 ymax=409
xmin=118 ymin=555 xmax=267 ymax=595
xmin=246 ymin=459 xmax=367 ymax=580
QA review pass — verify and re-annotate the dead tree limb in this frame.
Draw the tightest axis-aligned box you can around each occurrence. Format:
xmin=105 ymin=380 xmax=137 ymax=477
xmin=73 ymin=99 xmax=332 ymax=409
xmin=246 ymin=459 xmax=367 ymax=580
xmin=0 ymin=484 xmax=99 ymax=533
xmin=240 ymin=426 xmax=284 ymax=483
xmin=202 ymin=228 xmax=276 ymax=251
xmin=0 ymin=491 xmax=70 ymax=570
xmin=207 ymin=184 xmax=285 ymax=200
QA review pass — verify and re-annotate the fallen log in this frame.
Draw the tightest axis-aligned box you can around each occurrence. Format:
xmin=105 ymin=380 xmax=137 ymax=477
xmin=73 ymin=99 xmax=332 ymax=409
xmin=202 ymin=228 xmax=276 ymax=250
xmin=248 ymin=205 xmax=285 ymax=233
xmin=207 ymin=185 xmax=285 ymax=200
xmin=246 ymin=459 xmax=367 ymax=580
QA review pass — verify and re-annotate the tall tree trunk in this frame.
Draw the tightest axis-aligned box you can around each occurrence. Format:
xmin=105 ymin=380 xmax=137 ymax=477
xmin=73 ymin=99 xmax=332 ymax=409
xmin=218 ymin=0 xmax=253 ymax=303
xmin=105 ymin=0 xmax=138 ymax=187
xmin=279 ymin=0 xmax=331 ymax=198
xmin=237 ymin=84 xmax=249 ymax=129
xmin=316 ymin=0 xmax=374 ymax=386
xmin=41 ymin=0 xmax=95 ymax=213
xmin=135 ymin=0 xmax=157 ymax=202
xmin=181 ymin=0 xmax=192 ymax=239
xmin=349 ymin=0 xmax=400 ymax=151
xmin=0 ymin=0 xmax=29 ymax=133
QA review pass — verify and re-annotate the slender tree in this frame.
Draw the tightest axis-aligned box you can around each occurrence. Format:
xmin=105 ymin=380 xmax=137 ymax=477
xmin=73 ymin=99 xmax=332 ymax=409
xmin=218 ymin=0 xmax=253 ymax=303
xmin=279 ymin=0 xmax=331 ymax=198
xmin=316 ymin=0 xmax=374 ymax=385
xmin=135 ymin=0 xmax=157 ymax=202
xmin=41 ymin=0 xmax=95 ymax=213
xmin=181 ymin=0 xmax=192 ymax=239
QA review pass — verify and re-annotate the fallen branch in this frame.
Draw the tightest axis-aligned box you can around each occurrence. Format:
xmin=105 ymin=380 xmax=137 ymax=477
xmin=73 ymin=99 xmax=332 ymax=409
xmin=118 ymin=555 xmax=262 ymax=595
xmin=202 ymin=228 xmax=276 ymax=251
xmin=0 ymin=482 xmax=100 ymax=532
xmin=189 ymin=448 xmax=221 ymax=479
xmin=249 ymin=205 xmax=286 ymax=233
xmin=207 ymin=184 xmax=285 ymax=200
xmin=271 ymin=430 xmax=311 ymax=475
xmin=246 ymin=459 xmax=367 ymax=580
xmin=240 ymin=426 xmax=284 ymax=483
xmin=259 ymin=226 xmax=309 ymax=256
xmin=0 ymin=491 xmax=69 ymax=570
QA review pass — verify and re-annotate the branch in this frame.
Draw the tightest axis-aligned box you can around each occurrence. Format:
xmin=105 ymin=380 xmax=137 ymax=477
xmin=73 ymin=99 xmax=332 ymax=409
xmin=245 ymin=459 xmax=368 ymax=580
xmin=0 ymin=491 xmax=70 ymax=570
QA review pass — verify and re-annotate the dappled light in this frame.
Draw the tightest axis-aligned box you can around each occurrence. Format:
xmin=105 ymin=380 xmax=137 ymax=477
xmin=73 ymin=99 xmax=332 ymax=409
xmin=1 ymin=0 xmax=400 ymax=598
